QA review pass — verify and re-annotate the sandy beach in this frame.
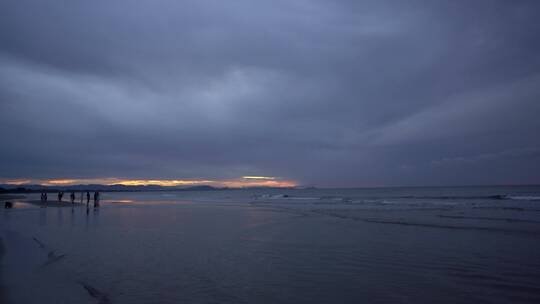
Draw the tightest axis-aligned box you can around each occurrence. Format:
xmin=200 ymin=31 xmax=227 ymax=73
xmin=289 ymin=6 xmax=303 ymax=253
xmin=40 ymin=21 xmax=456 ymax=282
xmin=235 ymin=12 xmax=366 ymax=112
xmin=2 ymin=0 xmax=540 ymax=302
xmin=1 ymin=194 xmax=98 ymax=208
xmin=2 ymin=188 xmax=540 ymax=303
xmin=0 ymin=229 xmax=96 ymax=303
xmin=0 ymin=195 xmax=26 ymax=201
xmin=0 ymin=194 xmax=107 ymax=303
xmin=0 ymin=236 xmax=5 ymax=304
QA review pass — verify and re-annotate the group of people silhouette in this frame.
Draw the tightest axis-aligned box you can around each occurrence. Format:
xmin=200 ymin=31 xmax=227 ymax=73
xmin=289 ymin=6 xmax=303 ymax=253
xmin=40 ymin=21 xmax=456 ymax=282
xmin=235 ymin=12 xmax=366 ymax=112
xmin=40 ymin=191 xmax=101 ymax=207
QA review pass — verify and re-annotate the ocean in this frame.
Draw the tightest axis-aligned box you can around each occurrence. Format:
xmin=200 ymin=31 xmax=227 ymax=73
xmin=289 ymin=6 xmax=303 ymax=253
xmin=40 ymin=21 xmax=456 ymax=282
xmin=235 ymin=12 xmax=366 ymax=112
xmin=1 ymin=186 xmax=540 ymax=303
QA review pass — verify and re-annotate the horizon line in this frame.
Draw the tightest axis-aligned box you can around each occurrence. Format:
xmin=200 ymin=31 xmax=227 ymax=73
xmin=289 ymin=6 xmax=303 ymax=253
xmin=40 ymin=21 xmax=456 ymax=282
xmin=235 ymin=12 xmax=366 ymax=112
xmin=1 ymin=182 xmax=539 ymax=190
xmin=0 ymin=177 xmax=298 ymax=188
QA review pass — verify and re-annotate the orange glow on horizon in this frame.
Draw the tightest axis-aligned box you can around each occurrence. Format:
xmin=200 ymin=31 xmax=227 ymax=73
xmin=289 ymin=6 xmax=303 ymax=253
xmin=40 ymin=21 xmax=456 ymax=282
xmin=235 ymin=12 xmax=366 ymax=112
xmin=2 ymin=177 xmax=298 ymax=188
xmin=1 ymin=179 xmax=32 ymax=185
xmin=112 ymin=179 xmax=214 ymax=187
xmin=45 ymin=179 xmax=78 ymax=185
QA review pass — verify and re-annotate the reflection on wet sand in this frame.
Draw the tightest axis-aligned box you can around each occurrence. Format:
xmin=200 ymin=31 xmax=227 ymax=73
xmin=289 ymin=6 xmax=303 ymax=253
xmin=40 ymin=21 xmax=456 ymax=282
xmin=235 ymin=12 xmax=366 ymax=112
xmin=1 ymin=188 xmax=540 ymax=304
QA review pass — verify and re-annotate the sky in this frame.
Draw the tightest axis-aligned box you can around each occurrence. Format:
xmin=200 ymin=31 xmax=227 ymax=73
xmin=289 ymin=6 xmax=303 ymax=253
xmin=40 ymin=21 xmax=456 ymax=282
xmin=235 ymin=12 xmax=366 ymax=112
xmin=1 ymin=0 xmax=540 ymax=187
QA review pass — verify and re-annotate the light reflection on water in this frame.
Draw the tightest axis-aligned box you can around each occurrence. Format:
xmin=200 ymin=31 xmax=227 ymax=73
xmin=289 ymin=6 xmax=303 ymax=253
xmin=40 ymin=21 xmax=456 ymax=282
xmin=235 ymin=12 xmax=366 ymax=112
xmin=1 ymin=187 xmax=540 ymax=303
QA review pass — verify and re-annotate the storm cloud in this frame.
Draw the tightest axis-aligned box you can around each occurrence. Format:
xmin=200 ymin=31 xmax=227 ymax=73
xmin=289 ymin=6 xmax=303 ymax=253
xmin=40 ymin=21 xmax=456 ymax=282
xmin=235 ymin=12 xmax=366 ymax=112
xmin=1 ymin=0 xmax=540 ymax=187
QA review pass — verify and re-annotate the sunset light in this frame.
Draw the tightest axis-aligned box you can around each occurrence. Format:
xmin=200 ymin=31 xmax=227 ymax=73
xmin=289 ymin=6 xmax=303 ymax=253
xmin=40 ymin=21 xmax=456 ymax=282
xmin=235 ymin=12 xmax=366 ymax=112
xmin=2 ymin=1 xmax=539 ymax=302
xmin=2 ymin=179 xmax=32 ymax=185
xmin=1 ymin=177 xmax=298 ymax=188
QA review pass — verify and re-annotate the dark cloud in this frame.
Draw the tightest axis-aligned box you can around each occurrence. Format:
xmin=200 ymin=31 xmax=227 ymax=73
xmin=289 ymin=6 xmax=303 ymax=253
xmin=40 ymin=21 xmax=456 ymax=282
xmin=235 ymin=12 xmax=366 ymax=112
xmin=1 ymin=0 xmax=540 ymax=186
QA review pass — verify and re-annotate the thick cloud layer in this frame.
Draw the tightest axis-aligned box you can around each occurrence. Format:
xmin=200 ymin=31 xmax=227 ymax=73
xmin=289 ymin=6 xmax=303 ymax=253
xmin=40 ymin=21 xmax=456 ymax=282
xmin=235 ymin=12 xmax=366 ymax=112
xmin=1 ymin=0 xmax=540 ymax=187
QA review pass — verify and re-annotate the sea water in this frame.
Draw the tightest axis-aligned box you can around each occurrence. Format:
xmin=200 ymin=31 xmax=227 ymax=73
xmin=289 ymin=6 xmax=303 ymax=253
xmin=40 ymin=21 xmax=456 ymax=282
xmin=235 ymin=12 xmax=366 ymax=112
xmin=1 ymin=186 xmax=540 ymax=303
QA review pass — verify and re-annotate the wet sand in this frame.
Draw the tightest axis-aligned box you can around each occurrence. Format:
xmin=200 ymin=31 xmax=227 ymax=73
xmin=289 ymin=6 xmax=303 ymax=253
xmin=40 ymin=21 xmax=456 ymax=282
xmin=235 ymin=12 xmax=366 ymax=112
xmin=0 ymin=230 xmax=95 ymax=304
xmin=0 ymin=194 xmax=26 ymax=201
xmin=0 ymin=237 xmax=5 ymax=304
xmin=1 ymin=189 xmax=540 ymax=303
xmin=1 ymin=194 xmax=93 ymax=208
xmin=16 ymin=200 xmax=89 ymax=208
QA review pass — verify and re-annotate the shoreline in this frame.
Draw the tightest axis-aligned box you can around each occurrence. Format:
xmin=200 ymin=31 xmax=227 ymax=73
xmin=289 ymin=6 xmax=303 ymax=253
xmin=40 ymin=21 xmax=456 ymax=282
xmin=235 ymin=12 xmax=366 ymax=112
xmin=0 ymin=194 xmax=26 ymax=201
xmin=1 ymin=196 xmax=92 ymax=208
xmin=0 ymin=237 xmax=5 ymax=303
xmin=2 ymin=194 xmax=96 ymax=208
xmin=16 ymin=200 xmax=91 ymax=208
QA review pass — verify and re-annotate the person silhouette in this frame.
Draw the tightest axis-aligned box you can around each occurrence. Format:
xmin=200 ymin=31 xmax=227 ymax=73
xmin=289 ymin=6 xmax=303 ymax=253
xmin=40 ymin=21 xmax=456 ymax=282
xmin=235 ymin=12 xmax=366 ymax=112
xmin=70 ymin=192 xmax=75 ymax=204
xmin=93 ymin=191 xmax=100 ymax=208
xmin=44 ymin=192 xmax=47 ymax=202
xmin=86 ymin=191 xmax=90 ymax=204
xmin=58 ymin=191 xmax=63 ymax=202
